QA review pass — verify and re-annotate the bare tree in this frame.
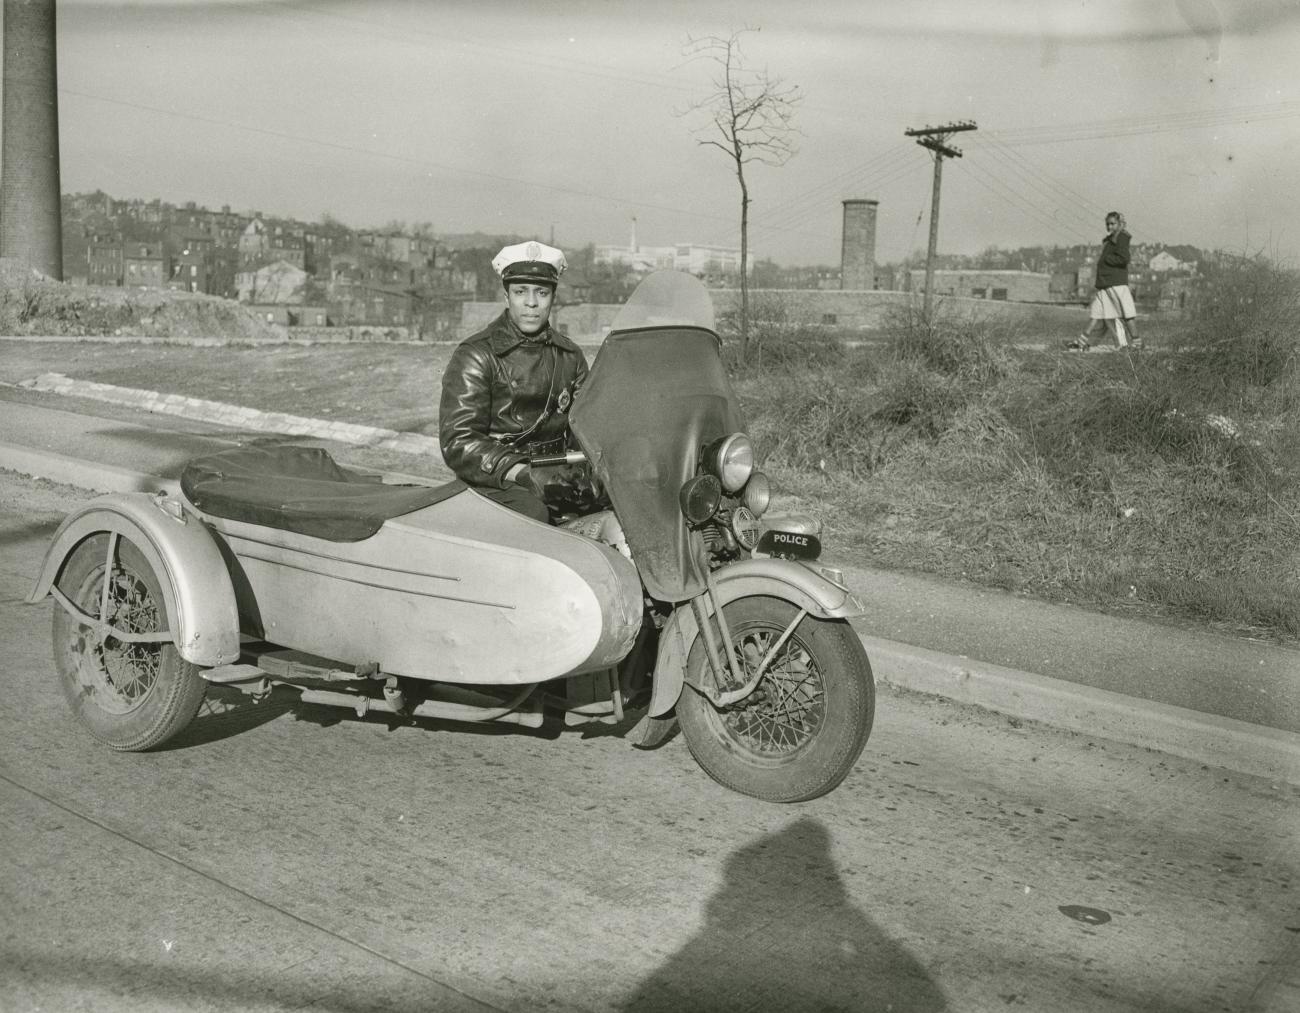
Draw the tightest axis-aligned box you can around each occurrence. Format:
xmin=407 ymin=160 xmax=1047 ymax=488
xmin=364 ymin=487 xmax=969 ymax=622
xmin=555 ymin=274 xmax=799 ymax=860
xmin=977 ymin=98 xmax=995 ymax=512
xmin=681 ymin=29 xmax=800 ymax=357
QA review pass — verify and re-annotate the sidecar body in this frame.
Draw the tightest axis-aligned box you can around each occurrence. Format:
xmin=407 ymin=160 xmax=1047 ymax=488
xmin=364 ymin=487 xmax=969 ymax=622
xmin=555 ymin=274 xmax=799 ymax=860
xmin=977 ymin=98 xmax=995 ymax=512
xmin=30 ymin=444 xmax=645 ymax=687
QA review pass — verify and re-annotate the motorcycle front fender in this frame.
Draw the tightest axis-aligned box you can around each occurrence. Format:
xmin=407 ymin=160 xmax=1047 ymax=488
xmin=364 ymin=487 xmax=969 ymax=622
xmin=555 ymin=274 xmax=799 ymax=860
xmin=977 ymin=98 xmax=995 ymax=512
xmin=27 ymin=493 xmax=241 ymax=667
xmin=647 ymin=557 xmax=865 ymax=717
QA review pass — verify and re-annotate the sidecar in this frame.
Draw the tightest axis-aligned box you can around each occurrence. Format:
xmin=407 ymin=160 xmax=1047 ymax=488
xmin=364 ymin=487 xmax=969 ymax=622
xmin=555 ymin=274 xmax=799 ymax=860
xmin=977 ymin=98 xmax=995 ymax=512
xmin=27 ymin=444 xmax=645 ymax=751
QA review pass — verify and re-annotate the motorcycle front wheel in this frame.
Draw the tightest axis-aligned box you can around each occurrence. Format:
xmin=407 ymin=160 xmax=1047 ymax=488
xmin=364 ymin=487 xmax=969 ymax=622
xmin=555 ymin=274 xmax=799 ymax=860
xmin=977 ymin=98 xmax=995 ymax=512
xmin=677 ymin=596 xmax=874 ymax=803
xmin=52 ymin=534 xmax=207 ymax=751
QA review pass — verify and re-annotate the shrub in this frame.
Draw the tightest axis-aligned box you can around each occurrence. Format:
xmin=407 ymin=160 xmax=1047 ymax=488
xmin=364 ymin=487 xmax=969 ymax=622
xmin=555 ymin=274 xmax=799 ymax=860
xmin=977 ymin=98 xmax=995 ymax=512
xmin=719 ymin=289 xmax=848 ymax=372
xmin=880 ymin=300 xmax=1015 ymax=384
xmin=1177 ymin=255 xmax=1300 ymax=388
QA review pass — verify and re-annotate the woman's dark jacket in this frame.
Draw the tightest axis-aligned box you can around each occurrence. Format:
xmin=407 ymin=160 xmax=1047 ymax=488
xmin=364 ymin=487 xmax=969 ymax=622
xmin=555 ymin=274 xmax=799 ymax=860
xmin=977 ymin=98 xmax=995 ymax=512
xmin=439 ymin=310 xmax=588 ymax=489
xmin=1094 ymin=229 xmax=1131 ymax=289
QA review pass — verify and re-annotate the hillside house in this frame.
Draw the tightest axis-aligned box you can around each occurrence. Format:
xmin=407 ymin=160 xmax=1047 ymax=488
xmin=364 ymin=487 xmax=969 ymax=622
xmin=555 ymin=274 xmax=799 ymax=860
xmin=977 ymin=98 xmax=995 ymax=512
xmin=123 ymin=243 xmax=167 ymax=288
xmin=236 ymin=259 xmax=307 ymax=304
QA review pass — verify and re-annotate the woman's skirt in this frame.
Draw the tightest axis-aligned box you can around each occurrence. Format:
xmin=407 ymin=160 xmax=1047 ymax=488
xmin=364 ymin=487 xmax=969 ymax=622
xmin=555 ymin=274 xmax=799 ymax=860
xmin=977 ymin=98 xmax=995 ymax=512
xmin=1089 ymin=284 xmax=1137 ymax=319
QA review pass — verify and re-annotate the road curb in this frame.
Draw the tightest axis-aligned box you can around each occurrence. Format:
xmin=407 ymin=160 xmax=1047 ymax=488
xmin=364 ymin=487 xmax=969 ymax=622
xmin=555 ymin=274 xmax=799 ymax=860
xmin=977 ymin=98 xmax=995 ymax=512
xmin=3 ymin=434 xmax=1298 ymax=788
xmin=17 ymin=373 xmax=438 ymax=455
xmin=863 ymin=636 xmax=1300 ymax=786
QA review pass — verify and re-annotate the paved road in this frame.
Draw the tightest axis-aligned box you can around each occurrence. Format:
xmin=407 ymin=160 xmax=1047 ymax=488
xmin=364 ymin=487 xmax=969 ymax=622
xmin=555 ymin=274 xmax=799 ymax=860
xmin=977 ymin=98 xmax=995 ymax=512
xmin=2 ymin=473 xmax=1297 ymax=1013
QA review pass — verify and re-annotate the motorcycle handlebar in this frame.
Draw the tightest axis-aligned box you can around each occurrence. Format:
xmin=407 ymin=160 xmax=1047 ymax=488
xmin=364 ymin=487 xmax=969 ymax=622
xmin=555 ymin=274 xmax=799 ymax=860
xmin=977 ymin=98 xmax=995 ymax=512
xmin=529 ymin=450 xmax=588 ymax=467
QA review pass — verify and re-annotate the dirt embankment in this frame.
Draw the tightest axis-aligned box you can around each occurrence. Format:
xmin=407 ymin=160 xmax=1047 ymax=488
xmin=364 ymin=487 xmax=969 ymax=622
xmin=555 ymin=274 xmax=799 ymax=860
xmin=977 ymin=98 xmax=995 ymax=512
xmin=0 ymin=259 xmax=281 ymax=342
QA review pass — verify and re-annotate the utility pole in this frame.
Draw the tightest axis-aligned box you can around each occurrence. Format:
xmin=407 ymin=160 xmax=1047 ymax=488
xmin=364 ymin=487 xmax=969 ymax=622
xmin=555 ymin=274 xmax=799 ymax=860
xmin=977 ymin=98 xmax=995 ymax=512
xmin=904 ymin=120 xmax=976 ymax=319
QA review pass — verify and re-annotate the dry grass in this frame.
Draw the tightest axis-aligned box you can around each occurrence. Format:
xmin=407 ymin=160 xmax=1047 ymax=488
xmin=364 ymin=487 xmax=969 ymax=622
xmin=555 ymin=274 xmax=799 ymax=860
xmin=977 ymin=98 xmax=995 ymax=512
xmin=726 ymin=270 xmax=1300 ymax=644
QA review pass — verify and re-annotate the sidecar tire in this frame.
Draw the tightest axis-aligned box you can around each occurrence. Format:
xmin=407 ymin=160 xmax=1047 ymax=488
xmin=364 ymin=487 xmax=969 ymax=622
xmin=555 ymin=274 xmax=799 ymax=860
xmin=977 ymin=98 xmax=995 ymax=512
xmin=52 ymin=534 xmax=207 ymax=751
xmin=677 ymin=596 xmax=874 ymax=803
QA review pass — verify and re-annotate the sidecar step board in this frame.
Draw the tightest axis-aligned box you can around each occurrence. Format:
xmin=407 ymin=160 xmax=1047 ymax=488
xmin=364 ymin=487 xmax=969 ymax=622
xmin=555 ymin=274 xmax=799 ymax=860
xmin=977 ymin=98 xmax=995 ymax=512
xmin=203 ymin=664 xmax=267 ymax=685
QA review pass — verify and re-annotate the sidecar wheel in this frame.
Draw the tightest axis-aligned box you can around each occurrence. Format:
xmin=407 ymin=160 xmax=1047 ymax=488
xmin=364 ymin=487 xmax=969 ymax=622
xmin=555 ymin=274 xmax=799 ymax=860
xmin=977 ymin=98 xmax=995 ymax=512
xmin=677 ymin=596 xmax=874 ymax=803
xmin=52 ymin=534 xmax=207 ymax=751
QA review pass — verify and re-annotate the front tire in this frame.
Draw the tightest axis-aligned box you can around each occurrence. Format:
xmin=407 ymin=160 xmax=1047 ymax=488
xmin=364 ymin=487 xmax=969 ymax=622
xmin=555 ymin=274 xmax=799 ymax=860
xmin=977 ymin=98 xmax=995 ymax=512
xmin=52 ymin=534 xmax=207 ymax=751
xmin=677 ymin=596 xmax=874 ymax=802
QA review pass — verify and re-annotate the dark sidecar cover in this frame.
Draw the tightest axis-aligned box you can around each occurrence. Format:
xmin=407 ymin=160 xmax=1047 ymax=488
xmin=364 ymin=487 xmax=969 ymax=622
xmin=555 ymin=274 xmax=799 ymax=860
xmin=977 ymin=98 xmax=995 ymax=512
xmin=181 ymin=445 xmax=463 ymax=542
xmin=570 ymin=272 xmax=742 ymax=603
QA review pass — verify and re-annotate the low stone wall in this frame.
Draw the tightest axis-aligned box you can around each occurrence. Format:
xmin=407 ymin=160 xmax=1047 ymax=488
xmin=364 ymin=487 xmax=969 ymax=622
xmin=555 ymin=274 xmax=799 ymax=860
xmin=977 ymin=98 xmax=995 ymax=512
xmin=459 ymin=287 xmax=1084 ymax=342
xmin=286 ymin=324 xmax=418 ymax=343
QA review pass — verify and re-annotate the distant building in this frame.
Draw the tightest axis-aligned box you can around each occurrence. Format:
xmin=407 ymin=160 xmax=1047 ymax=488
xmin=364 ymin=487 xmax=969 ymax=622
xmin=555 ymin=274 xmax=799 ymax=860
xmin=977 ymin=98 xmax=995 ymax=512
xmin=908 ymin=268 xmax=1052 ymax=303
xmin=86 ymin=235 xmax=123 ymax=286
xmin=236 ymin=259 xmax=307 ymax=303
xmin=1148 ymin=249 xmax=1198 ymax=273
xmin=166 ymin=237 xmax=235 ymax=297
xmin=122 ymin=242 xmax=167 ymax=288
xmin=238 ymin=218 xmax=271 ymax=267
xmin=840 ymin=199 xmax=878 ymax=291
xmin=595 ymin=222 xmax=745 ymax=279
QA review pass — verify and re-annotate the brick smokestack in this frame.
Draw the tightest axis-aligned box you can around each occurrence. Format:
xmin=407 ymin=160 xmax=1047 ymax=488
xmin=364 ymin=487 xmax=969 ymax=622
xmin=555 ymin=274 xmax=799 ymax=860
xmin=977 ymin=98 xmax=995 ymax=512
xmin=840 ymin=199 xmax=878 ymax=291
xmin=1 ymin=0 xmax=63 ymax=279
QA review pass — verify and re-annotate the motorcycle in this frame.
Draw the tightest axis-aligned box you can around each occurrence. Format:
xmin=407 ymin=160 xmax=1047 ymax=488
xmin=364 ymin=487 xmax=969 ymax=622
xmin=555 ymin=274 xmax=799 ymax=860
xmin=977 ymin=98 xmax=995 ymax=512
xmin=28 ymin=271 xmax=874 ymax=802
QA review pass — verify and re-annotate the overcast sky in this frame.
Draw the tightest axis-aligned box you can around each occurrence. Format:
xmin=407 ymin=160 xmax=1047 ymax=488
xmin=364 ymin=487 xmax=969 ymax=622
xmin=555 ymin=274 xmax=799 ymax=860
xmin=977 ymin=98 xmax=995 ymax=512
xmin=35 ymin=0 xmax=1300 ymax=265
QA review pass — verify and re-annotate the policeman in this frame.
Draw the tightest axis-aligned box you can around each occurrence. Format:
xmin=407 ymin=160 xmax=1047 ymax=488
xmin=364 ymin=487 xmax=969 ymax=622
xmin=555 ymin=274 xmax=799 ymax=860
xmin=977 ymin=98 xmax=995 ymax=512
xmin=439 ymin=241 xmax=592 ymax=523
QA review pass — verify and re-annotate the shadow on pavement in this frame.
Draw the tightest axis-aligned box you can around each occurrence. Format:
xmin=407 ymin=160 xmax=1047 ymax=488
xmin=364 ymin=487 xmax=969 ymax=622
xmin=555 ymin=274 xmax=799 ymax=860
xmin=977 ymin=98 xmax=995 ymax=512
xmin=157 ymin=687 xmax=295 ymax=750
xmin=0 ymin=946 xmax=489 ymax=1013
xmin=621 ymin=817 xmax=947 ymax=1012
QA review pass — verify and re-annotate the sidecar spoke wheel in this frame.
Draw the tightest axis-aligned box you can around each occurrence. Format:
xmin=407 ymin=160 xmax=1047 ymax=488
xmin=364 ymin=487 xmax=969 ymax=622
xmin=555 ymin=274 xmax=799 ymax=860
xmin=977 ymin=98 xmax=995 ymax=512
xmin=52 ymin=534 xmax=207 ymax=751
xmin=678 ymin=595 xmax=873 ymax=802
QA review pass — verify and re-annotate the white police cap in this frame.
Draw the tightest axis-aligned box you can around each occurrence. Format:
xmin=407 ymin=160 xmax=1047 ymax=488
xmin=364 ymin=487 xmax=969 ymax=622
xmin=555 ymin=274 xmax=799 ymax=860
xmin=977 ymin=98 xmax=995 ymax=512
xmin=492 ymin=241 xmax=567 ymax=286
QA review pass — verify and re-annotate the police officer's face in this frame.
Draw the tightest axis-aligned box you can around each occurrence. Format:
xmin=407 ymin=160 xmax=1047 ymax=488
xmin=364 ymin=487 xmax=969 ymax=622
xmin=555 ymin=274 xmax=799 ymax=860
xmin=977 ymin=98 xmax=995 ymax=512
xmin=506 ymin=283 xmax=554 ymax=335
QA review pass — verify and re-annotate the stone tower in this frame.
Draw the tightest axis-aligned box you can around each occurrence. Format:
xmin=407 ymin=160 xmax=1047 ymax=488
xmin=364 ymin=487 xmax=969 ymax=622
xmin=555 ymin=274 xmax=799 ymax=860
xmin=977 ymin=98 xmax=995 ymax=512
xmin=840 ymin=199 xmax=878 ymax=291
xmin=1 ymin=0 xmax=63 ymax=279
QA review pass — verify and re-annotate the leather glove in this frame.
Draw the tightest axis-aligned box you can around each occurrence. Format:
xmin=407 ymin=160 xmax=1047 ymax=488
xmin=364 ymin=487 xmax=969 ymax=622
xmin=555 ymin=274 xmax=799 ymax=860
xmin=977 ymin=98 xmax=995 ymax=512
xmin=513 ymin=464 xmax=548 ymax=499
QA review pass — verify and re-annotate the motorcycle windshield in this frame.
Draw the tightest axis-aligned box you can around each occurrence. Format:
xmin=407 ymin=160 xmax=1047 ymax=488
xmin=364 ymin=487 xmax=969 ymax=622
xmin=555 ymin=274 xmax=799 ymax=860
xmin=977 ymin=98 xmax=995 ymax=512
xmin=570 ymin=272 xmax=742 ymax=603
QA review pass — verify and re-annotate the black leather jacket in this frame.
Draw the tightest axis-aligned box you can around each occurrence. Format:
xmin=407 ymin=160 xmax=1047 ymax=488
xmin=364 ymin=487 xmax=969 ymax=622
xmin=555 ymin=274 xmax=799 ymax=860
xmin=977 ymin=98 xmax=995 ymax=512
xmin=439 ymin=310 xmax=588 ymax=489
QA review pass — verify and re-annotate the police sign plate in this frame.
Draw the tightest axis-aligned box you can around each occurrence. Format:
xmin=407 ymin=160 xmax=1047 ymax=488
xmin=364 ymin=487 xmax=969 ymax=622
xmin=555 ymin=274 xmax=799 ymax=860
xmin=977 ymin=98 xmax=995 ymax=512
xmin=757 ymin=529 xmax=822 ymax=560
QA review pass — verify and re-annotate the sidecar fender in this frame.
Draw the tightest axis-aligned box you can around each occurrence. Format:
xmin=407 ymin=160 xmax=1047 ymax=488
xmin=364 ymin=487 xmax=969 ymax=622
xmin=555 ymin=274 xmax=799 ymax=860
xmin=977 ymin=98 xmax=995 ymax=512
xmin=27 ymin=494 xmax=241 ymax=667
xmin=647 ymin=558 xmax=865 ymax=717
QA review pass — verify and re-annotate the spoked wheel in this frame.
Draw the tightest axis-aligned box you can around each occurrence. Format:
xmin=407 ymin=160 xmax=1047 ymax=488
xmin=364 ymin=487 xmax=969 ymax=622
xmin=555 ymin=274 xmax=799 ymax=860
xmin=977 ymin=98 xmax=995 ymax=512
xmin=677 ymin=596 xmax=874 ymax=802
xmin=52 ymin=534 xmax=206 ymax=751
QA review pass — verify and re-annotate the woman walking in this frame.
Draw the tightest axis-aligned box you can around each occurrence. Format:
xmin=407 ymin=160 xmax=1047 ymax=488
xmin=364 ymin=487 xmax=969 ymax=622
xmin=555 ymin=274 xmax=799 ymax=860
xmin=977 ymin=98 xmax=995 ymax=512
xmin=1067 ymin=211 xmax=1142 ymax=351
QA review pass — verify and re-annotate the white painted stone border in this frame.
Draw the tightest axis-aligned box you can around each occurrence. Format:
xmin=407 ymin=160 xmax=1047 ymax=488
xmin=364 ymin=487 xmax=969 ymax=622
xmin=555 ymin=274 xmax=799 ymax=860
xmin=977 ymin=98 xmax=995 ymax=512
xmin=19 ymin=372 xmax=437 ymax=456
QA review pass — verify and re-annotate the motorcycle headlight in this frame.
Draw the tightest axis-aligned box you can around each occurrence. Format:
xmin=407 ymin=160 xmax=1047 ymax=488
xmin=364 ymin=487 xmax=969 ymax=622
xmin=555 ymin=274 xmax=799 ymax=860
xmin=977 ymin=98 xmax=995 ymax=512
xmin=679 ymin=474 xmax=722 ymax=526
xmin=741 ymin=471 xmax=771 ymax=517
xmin=704 ymin=433 xmax=754 ymax=494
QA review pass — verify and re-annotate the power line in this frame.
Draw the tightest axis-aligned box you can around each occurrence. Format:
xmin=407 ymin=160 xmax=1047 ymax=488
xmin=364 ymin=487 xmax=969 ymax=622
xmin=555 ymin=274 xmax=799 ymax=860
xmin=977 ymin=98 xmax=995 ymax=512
xmin=748 ymin=145 xmax=919 ymax=235
xmin=954 ymin=158 xmax=1095 ymax=245
xmin=989 ymin=99 xmax=1300 ymax=146
xmin=965 ymin=140 xmax=1098 ymax=237
xmin=977 ymin=133 xmax=1109 ymax=219
xmin=250 ymin=0 xmax=701 ymax=97
xmin=57 ymin=87 xmax=738 ymax=230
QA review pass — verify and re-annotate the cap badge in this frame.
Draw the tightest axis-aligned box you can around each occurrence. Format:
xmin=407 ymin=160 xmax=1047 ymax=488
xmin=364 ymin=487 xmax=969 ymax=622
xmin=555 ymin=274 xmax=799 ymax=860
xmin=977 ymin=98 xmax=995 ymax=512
xmin=526 ymin=241 xmax=541 ymax=260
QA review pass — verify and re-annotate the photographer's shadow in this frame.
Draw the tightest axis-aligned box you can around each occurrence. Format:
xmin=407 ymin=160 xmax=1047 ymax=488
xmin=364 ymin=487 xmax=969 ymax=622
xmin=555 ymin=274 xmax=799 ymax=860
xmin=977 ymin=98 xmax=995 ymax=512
xmin=622 ymin=817 xmax=946 ymax=1012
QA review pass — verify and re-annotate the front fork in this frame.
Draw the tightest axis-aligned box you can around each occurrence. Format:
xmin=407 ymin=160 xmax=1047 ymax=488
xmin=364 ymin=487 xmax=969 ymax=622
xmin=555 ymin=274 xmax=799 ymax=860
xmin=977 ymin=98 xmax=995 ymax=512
xmin=683 ymin=570 xmax=807 ymax=708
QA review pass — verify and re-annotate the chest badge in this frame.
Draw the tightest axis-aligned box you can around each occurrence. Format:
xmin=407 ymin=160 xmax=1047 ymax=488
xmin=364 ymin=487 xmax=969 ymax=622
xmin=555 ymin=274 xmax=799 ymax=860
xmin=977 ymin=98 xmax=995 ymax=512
xmin=557 ymin=388 xmax=572 ymax=413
